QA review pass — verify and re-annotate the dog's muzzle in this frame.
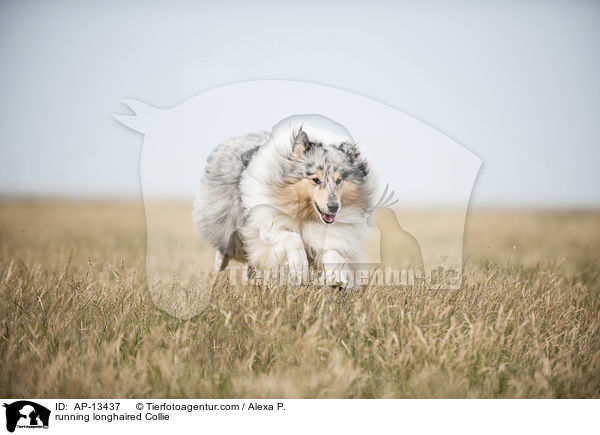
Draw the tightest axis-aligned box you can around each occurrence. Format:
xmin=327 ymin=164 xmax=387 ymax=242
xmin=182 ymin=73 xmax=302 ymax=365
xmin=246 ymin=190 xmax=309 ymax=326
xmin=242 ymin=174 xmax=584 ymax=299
xmin=314 ymin=202 xmax=337 ymax=224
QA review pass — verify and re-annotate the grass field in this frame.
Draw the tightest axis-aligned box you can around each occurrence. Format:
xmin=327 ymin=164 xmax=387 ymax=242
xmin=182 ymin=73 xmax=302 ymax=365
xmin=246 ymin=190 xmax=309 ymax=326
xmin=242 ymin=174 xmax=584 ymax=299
xmin=1 ymin=201 xmax=599 ymax=398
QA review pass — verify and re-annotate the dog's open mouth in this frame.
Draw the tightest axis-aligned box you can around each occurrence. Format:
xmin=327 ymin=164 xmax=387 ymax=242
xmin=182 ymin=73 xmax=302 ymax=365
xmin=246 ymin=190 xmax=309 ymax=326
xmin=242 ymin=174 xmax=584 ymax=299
xmin=314 ymin=203 xmax=336 ymax=224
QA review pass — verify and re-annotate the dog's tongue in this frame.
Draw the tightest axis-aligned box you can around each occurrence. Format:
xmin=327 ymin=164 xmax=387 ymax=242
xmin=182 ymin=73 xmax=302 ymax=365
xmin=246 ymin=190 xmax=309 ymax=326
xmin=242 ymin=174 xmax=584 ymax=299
xmin=322 ymin=213 xmax=336 ymax=224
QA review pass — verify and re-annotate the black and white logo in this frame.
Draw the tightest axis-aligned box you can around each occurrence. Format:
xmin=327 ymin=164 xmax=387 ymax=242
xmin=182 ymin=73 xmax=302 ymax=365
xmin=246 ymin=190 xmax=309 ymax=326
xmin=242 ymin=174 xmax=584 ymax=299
xmin=3 ymin=401 xmax=50 ymax=432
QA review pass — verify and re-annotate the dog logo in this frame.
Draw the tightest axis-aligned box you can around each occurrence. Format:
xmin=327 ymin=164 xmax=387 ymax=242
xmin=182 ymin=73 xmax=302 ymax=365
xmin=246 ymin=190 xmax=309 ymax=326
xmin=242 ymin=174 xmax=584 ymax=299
xmin=3 ymin=401 xmax=50 ymax=432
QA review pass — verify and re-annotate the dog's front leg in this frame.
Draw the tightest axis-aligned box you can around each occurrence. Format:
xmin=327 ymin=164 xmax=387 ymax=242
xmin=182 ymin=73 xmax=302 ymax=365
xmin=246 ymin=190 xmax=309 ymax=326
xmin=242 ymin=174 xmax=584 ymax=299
xmin=321 ymin=250 xmax=356 ymax=288
xmin=284 ymin=242 xmax=310 ymax=285
xmin=256 ymin=225 xmax=309 ymax=285
xmin=243 ymin=205 xmax=309 ymax=285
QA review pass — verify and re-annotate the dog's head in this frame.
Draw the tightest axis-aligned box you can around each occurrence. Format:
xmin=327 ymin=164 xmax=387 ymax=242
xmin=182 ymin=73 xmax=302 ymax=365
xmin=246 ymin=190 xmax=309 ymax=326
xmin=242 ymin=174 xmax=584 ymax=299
xmin=279 ymin=128 xmax=370 ymax=224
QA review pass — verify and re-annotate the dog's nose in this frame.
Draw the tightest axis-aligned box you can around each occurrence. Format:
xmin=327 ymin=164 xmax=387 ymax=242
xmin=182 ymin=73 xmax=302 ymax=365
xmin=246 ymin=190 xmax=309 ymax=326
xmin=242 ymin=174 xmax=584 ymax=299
xmin=327 ymin=201 xmax=339 ymax=214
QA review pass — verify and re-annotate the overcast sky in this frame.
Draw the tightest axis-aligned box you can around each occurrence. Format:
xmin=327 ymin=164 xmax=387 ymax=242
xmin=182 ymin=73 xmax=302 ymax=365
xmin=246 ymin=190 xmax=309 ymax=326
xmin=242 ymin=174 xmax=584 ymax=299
xmin=0 ymin=0 xmax=599 ymax=207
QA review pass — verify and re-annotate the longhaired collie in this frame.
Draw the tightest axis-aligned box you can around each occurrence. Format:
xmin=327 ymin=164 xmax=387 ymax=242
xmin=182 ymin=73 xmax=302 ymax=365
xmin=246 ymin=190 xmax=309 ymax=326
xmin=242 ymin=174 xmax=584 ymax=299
xmin=193 ymin=115 xmax=377 ymax=287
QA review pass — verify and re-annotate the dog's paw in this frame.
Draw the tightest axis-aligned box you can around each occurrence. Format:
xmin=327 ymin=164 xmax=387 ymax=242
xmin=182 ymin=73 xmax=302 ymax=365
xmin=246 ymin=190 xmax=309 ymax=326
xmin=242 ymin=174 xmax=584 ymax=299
xmin=322 ymin=264 xmax=355 ymax=289
xmin=285 ymin=248 xmax=309 ymax=285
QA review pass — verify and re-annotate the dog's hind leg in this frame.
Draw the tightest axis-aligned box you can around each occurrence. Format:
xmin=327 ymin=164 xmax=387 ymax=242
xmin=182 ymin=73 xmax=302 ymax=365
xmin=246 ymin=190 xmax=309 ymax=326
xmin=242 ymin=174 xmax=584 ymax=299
xmin=215 ymin=232 xmax=242 ymax=273
xmin=211 ymin=250 xmax=231 ymax=290
xmin=214 ymin=251 xmax=230 ymax=273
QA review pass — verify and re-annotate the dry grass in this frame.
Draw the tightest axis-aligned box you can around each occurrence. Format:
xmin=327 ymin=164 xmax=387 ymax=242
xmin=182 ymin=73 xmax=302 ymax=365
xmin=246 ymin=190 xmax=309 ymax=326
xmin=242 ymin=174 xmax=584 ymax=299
xmin=0 ymin=201 xmax=599 ymax=398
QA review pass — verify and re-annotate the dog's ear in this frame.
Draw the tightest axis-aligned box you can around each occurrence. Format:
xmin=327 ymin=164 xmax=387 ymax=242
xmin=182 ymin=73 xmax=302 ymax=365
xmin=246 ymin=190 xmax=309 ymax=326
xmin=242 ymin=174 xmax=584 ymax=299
xmin=338 ymin=142 xmax=369 ymax=178
xmin=292 ymin=128 xmax=316 ymax=158
xmin=337 ymin=142 xmax=361 ymax=162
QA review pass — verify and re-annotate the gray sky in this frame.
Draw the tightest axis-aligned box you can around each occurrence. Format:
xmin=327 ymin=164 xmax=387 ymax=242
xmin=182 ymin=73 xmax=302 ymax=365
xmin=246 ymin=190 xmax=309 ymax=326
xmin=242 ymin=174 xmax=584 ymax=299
xmin=1 ymin=0 xmax=599 ymax=207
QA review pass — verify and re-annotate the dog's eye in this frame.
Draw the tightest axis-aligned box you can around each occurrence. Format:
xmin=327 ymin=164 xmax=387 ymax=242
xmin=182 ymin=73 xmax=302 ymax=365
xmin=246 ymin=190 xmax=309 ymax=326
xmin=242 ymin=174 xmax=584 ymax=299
xmin=335 ymin=178 xmax=342 ymax=185
xmin=312 ymin=177 xmax=321 ymax=185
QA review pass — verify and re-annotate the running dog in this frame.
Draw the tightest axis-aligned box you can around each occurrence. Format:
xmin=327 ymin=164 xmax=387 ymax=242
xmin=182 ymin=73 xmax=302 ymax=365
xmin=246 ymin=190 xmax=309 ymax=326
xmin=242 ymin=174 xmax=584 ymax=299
xmin=193 ymin=114 xmax=377 ymax=286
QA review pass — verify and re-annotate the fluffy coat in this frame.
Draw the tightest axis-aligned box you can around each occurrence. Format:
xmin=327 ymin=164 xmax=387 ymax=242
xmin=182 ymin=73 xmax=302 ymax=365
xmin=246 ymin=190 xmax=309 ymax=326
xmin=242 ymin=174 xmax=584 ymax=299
xmin=193 ymin=115 xmax=377 ymax=285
